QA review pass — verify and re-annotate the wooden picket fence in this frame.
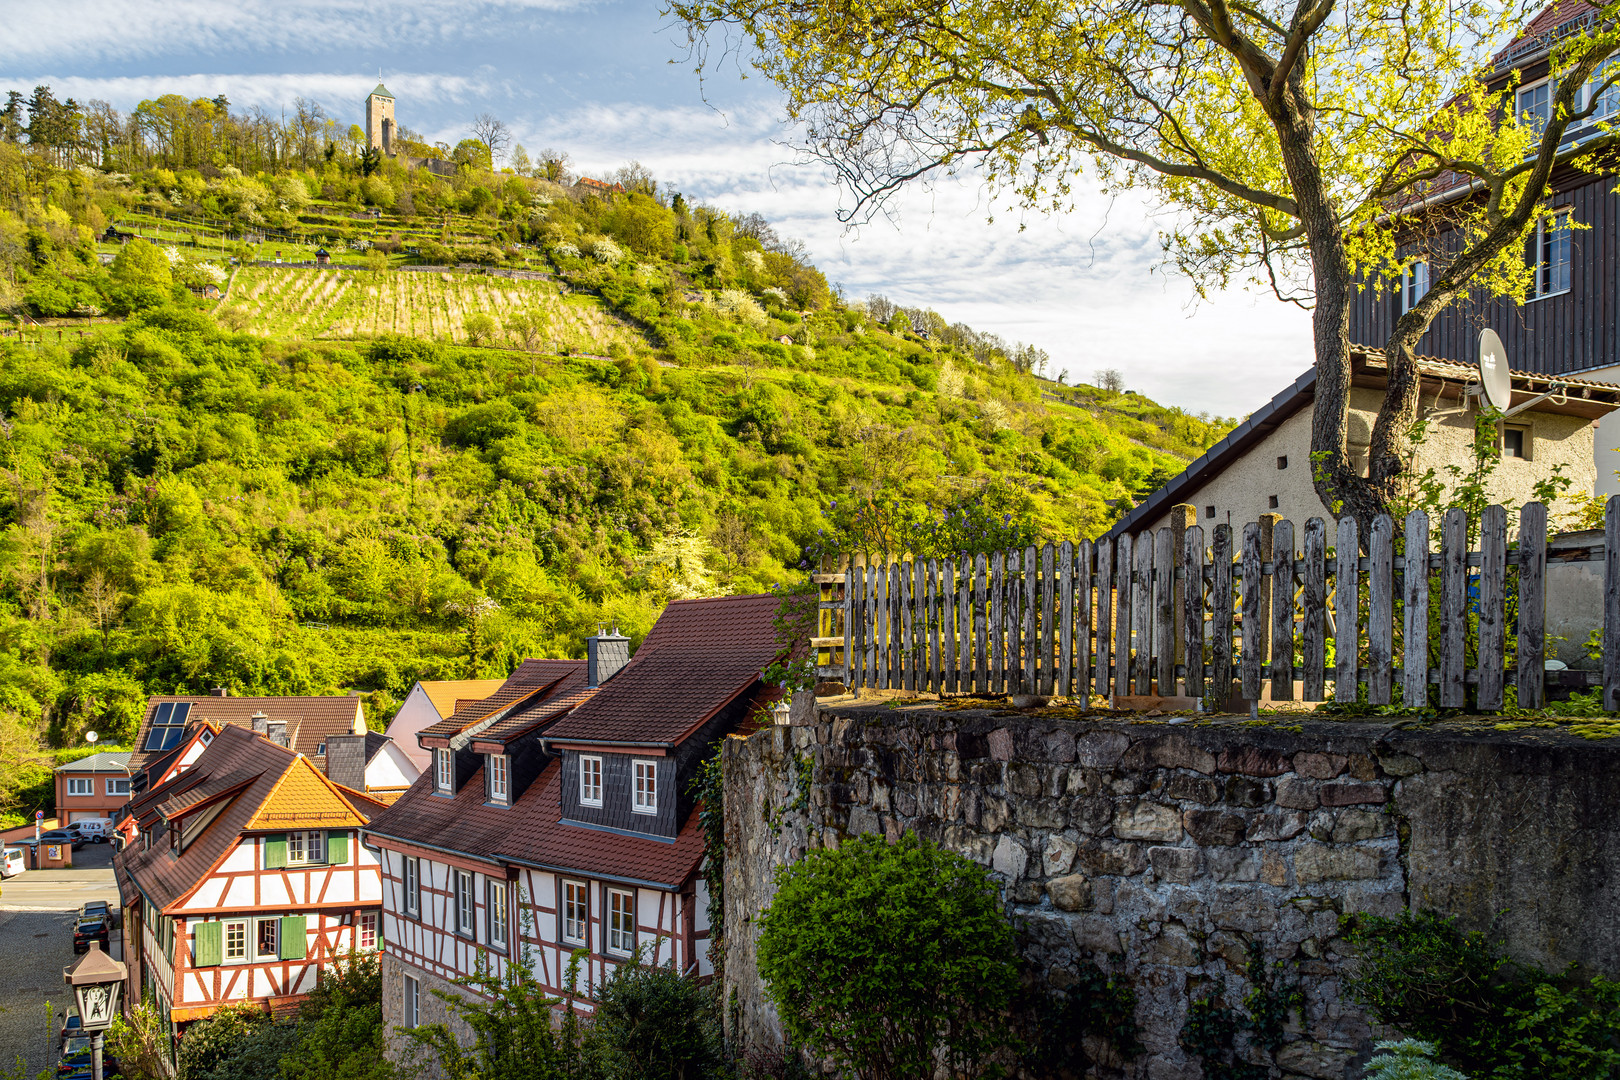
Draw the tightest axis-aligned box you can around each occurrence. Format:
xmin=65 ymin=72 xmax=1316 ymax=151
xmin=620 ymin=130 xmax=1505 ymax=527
xmin=815 ymin=499 xmax=1620 ymax=712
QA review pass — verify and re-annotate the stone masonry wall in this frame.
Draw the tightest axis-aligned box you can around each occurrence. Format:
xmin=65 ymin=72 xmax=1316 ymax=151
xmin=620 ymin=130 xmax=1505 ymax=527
xmin=722 ymin=705 xmax=1620 ymax=1080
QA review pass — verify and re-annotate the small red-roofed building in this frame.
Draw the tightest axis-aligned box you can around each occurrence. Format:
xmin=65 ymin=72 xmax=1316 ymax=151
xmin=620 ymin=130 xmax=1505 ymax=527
xmin=113 ymin=722 xmax=385 ymax=1053
xmin=364 ymin=596 xmax=782 ymax=1056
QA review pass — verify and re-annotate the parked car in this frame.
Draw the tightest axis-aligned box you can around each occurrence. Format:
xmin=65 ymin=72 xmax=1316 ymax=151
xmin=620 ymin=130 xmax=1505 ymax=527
xmin=60 ymin=1015 xmax=80 ymax=1046
xmin=72 ymin=915 xmax=109 ymax=954
xmin=33 ymin=829 xmax=85 ymax=852
xmin=58 ymin=1039 xmax=118 ymax=1079
xmin=73 ymin=819 xmax=112 ymax=843
xmin=0 ymin=847 xmax=23 ymax=878
xmin=79 ymin=900 xmax=110 ymax=921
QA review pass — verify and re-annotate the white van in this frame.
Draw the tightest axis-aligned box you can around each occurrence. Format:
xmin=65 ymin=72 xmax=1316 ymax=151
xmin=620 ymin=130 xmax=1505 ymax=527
xmin=73 ymin=819 xmax=113 ymax=844
xmin=1 ymin=847 xmax=24 ymax=878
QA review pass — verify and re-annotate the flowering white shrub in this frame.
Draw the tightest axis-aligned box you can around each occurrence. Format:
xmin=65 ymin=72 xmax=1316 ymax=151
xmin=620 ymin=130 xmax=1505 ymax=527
xmin=761 ymin=286 xmax=787 ymax=303
xmin=741 ymin=250 xmax=765 ymax=274
xmin=353 ymin=238 xmax=372 ymax=251
xmin=937 ymin=358 xmax=966 ymax=399
xmin=979 ymin=397 xmax=1011 ymax=430
xmin=711 ymin=289 xmax=769 ymax=330
xmin=195 ymin=262 xmax=227 ymax=284
xmin=551 ymin=242 xmax=581 ymax=260
xmin=162 ymin=246 xmax=182 ymax=265
xmin=587 ymin=237 xmax=624 ymax=264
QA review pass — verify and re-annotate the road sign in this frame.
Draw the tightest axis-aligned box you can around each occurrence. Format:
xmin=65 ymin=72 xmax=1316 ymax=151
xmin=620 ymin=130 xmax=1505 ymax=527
xmin=35 ymin=810 xmax=43 ymax=820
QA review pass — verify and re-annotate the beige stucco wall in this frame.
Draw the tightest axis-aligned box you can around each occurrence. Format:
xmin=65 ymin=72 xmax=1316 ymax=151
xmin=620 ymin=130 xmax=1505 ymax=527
xmin=1583 ymin=363 xmax=1620 ymax=499
xmin=1140 ymin=387 xmax=1597 ymax=535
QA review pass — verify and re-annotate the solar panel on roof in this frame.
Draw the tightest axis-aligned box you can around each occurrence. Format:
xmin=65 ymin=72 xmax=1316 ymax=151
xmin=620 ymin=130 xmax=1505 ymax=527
xmin=143 ymin=701 xmax=193 ymax=752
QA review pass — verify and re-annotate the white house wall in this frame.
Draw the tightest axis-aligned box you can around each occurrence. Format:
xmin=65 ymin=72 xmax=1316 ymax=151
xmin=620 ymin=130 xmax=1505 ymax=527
xmin=366 ymin=741 xmax=420 ymax=789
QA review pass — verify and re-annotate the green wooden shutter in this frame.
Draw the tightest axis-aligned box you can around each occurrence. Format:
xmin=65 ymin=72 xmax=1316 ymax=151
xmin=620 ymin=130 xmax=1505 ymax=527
xmin=194 ymin=920 xmax=222 ymax=967
xmin=279 ymin=916 xmax=307 ymax=960
xmin=263 ymin=834 xmax=286 ymax=869
xmin=327 ymin=832 xmax=347 ymax=865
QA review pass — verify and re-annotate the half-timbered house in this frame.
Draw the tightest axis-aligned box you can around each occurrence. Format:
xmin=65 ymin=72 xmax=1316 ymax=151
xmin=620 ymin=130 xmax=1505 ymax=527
xmin=365 ymin=596 xmax=780 ymax=1059
xmin=113 ymin=722 xmax=385 ymax=1053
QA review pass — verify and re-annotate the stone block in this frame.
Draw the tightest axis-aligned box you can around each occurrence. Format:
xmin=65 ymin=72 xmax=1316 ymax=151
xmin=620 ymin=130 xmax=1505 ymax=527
xmin=1008 ymin=762 xmax=1047 ymax=797
xmin=980 ymin=796 xmax=1012 ymax=832
xmin=1275 ymin=1040 xmax=1354 ymax=1080
xmin=1347 ymin=753 xmax=1378 ymax=781
xmin=1330 ymin=809 xmax=1390 ymax=843
xmin=848 ymin=805 xmax=881 ymax=836
xmin=1294 ymin=843 xmax=1381 ymax=883
xmin=1123 ymin=734 xmax=1217 ymax=774
xmin=1163 ymin=774 xmax=1220 ymax=804
xmin=992 ymin=835 xmax=1029 ymax=879
xmin=1206 ymin=848 xmax=1262 ymax=882
xmin=1247 ymin=811 xmax=1310 ymax=842
xmin=1211 ymin=885 xmax=1278 ymax=932
xmin=988 ymin=727 xmax=1016 ymax=761
xmin=1115 ymin=800 xmax=1184 ymax=842
xmin=1276 ymin=777 xmax=1320 ymax=810
xmin=1076 ymin=732 xmax=1131 ymax=768
xmin=1042 ymin=729 xmax=1077 ymax=762
xmin=1016 ymin=798 xmax=1067 ymax=829
xmin=1320 ymin=781 xmax=1388 ymax=807
xmin=1065 ymin=767 xmax=1100 ymax=796
xmin=1218 ymin=746 xmax=1293 ymax=776
xmin=1184 ymin=809 xmax=1248 ymax=846
xmin=1070 ymin=796 xmax=1117 ymax=835
xmin=1205 ymin=930 xmax=1251 ymax=968
xmin=1225 ymin=776 xmax=1268 ymax=808
xmin=1375 ymin=750 xmax=1424 ymax=777
xmin=1044 ymin=833 xmax=1079 ymax=876
xmin=1261 ymin=849 xmax=1288 ymax=886
xmin=1048 ymin=873 xmax=1093 ymax=911
xmin=1148 ymin=923 xmax=1199 ymax=966
xmin=1074 ymin=915 xmax=1123 ymax=954
xmin=1074 ymin=841 xmax=1147 ymax=878
xmin=1293 ymin=752 xmax=1348 ymax=779
xmin=1149 ymin=845 xmax=1202 ymax=884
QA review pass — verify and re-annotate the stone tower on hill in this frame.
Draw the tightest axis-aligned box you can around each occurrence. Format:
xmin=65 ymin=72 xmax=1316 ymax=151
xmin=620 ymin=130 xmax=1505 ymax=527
xmin=365 ymin=82 xmax=395 ymax=155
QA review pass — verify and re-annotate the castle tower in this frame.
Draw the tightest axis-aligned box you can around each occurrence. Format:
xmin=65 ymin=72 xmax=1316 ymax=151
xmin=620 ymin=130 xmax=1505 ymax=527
xmin=365 ymin=83 xmax=395 ymax=155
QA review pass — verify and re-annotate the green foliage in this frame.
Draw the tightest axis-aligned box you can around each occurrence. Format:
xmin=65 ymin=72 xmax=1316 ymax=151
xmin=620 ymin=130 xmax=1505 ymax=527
xmin=111 ymin=238 xmax=172 ymax=290
xmin=1017 ymin=960 xmax=1141 ymax=1074
xmin=178 ymin=1004 xmax=278 ymax=1080
xmin=281 ymin=951 xmax=394 ymax=1080
xmin=758 ymin=831 xmax=1020 ymax=1080
xmin=1179 ymin=941 xmax=1303 ymax=1080
xmin=589 ymin=952 xmax=728 ymax=1080
xmin=689 ymin=747 xmax=726 ymax=942
xmin=1344 ymin=909 xmax=1620 ymax=1080
xmin=1364 ymin=1040 xmax=1471 ymax=1080
xmin=405 ymin=950 xmax=573 ymax=1080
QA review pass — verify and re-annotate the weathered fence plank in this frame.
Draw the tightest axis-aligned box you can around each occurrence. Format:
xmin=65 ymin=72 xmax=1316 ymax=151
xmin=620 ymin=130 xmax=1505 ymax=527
xmin=1024 ymin=546 xmax=1039 ymax=695
xmin=1154 ymin=528 xmax=1176 ymax=695
xmin=1211 ymin=525 xmax=1233 ymax=709
xmin=1133 ymin=535 xmax=1154 ymax=696
xmin=1368 ymin=516 xmax=1395 ymax=705
xmin=900 ymin=562 xmax=915 ymax=693
xmin=990 ymin=552 xmax=1005 ymax=693
xmin=1095 ymin=538 xmax=1113 ymax=699
xmin=865 ymin=564 xmax=878 ymax=691
xmin=1183 ymin=526 xmax=1205 ymax=700
xmin=1270 ymin=520 xmax=1295 ymax=700
xmin=1478 ymin=505 xmax=1507 ymax=711
xmin=1241 ymin=523 xmax=1264 ymax=702
xmin=1302 ymin=518 xmax=1326 ymax=701
xmin=1518 ymin=503 xmax=1547 ymax=710
xmin=1607 ymin=496 xmax=1620 ymax=713
xmin=875 ymin=564 xmax=888 ymax=691
xmin=1058 ymin=542 xmax=1074 ymax=697
xmin=925 ymin=560 xmax=939 ymax=694
xmin=1402 ymin=511 xmax=1431 ymax=708
xmin=1041 ymin=544 xmax=1057 ymax=697
xmin=1076 ymin=540 xmax=1094 ymax=700
xmin=891 ymin=563 xmax=904 ymax=690
xmin=974 ymin=554 xmax=988 ymax=694
xmin=946 ymin=559 xmax=961 ymax=694
xmin=1439 ymin=509 xmax=1468 ymax=708
xmin=1334 ymin=517 xmax=1359 ymax=702
xmin=1114 ymin=536 xmax=1133 ymax=698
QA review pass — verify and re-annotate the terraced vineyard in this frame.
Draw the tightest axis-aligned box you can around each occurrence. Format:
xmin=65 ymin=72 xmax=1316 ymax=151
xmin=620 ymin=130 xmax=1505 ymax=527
xmin=220 ymin=267 xmax=640 ymax=352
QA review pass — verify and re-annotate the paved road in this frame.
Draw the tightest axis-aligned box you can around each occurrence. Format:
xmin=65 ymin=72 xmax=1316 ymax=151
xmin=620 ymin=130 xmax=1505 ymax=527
xmin=0 ymin=853 xmax=125 ymax=1076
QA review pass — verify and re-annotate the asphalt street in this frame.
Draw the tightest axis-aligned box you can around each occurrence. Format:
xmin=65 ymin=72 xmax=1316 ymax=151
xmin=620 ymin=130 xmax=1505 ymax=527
xmin=0 ymin=845 xmax=124 ymax=1076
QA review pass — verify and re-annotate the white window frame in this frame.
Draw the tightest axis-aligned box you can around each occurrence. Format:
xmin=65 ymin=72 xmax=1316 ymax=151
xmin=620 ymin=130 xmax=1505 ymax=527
xmin=1585 ymin=59 xmax=1618 ymax=123
xmin=435 ymin=748 xmax=452 ymax=793
xmin=487 ymin=880 xmax=508 ymax=951
xmin=579 ymin=756 xmax=603 ymax=808
xmin=561 ymin=880 xmax=588 ymax=946
xmin=66 ymin=778 xmax=93 ymax=796
xmin=1518 ymin=77 xmax=1554 ymax=135
xmin=606 ymin=889 xmax=634 ymax=957
xmin=489 ymin=754 xmax=508 ymax=803
xmin=223 ymin=918 xmax=249 ymax=964
xmin=107 ymin=779 xmax=130 ymax=796
xmin=403 ymin=974 xmax=420 ymax=1028
xmin=403 ymin=857 xmax=420 ymax=917
xmin=286 ymin=829 xmax=325 ymax=865
xmin=1399 ymin=260 xmax=1429 ymax=315
xmin=1530 ymin=209 xmax=1572 ymax=300
xmin=254 ymin=916 xmax=280 ymax=960
xmin=632 ymin=760 xmax=658 ymax=815
xmin=358 ymin=912 xmax=377 ymax=951
xmin=456 ymin=870 xmax=474 ymax=937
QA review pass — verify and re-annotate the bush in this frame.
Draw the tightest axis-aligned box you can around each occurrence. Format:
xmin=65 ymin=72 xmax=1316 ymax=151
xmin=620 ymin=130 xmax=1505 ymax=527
xmin=1363 ymin=1040 xmax=1470 ymax=1080
xmin=1345 ymin=909 xmax=1620 ymax=1079
xmin=176 ymin=1003 xmax=274 ymax=1079
xmin=590 ymin=954 xmax=726 ymax=1080
xmin=757 ymin=831 xmax=1020 ymax=1080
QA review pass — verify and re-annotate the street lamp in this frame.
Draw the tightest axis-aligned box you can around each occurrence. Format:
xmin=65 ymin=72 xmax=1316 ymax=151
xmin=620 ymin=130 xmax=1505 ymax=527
xmin=64 ymin=941 xmax=126 ymax=1080
xmin=772 ymin=695 xmax=793 ymax=726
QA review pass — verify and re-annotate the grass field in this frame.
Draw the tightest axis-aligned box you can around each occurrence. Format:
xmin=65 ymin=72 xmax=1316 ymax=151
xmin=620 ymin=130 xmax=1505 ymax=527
xmin=219 ymin=267 xmax=640 ymax=353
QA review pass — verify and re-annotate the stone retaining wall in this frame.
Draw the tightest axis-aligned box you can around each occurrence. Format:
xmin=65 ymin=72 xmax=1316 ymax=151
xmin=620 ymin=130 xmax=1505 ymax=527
xmin=722 ymin=705 xmax=1620 ymax=1080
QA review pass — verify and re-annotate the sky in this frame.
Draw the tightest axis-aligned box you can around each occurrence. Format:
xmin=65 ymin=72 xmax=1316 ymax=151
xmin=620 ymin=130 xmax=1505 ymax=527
xmin=5 ymin=0 xmax=1315 ymax=418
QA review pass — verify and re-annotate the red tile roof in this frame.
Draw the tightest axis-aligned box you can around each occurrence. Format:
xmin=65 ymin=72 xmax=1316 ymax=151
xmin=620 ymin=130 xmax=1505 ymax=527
xmin=543 ymin=594 xmax=781 ymax=746
xmin=418 ymin=660 xmax=586 ymax=741
xmin=129 ymin=696 xmax=363 ymax=774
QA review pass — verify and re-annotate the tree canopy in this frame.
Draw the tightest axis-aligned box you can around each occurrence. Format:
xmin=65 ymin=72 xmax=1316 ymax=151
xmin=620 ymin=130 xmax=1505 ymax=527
xmin=673 ymin=0 xmax=1620 ymax=525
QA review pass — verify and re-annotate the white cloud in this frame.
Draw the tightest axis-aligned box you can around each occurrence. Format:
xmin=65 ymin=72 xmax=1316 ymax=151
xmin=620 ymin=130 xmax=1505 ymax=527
xmin=12 ymin=71 xmax=499 ymax=113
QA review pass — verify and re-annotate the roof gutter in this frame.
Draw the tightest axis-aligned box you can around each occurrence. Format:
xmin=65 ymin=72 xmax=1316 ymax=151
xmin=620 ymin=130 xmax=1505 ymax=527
xmin=494 ymin=852 xmax=688 ymax=892
xmin=541 ymin=737 xmax=676 ymax=752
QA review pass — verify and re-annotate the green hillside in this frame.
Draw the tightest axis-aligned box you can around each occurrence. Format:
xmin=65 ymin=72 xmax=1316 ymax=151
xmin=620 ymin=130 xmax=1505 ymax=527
xmin=0 ymin=134 xmax=1235 ymax=824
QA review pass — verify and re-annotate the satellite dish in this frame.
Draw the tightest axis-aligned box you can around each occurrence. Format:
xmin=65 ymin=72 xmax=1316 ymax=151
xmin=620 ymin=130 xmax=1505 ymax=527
xmin=1478 ymin=329 xmax=1512 ymax=411
xmin=85 ymin=731 xmax=98 ymax=744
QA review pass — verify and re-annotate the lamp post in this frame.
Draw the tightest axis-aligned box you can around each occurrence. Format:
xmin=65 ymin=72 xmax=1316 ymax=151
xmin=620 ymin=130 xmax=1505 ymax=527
xmin=772 ymin=695 xmax=792 ymax=727
xmin=64 ymin=940 xmax=126 ymax=1080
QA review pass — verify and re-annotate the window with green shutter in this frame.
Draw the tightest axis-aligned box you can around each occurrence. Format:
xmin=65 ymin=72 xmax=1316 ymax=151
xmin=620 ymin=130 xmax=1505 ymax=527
xmin=194 ymin=920 xmax=223 ymax=967
xmin=278 ymin=916 xmax=307 ymax=960
xmin=263 ymin=834 xmax=287 ymax=869
xmin=327 ymin=833 xmax=347 ymax=865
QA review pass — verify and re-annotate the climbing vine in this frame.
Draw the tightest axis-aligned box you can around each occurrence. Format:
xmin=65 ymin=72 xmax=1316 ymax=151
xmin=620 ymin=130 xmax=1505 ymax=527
xmin=1180 ymin=942 xmax=1304 ymax=1080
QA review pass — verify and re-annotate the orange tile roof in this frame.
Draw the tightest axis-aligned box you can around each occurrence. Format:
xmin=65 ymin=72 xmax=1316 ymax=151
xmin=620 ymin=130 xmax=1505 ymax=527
xmin=419 ymin=679 xmax=507 ymax=719
xmin=246 ymin=755 xmax=369 ymax=830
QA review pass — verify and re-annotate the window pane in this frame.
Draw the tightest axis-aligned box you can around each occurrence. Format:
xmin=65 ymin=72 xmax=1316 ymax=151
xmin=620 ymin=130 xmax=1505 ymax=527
xmin=225 ymin=921 xmax=246 ymax=959
xmin=257 ymin=920 xmax=278 ymax=958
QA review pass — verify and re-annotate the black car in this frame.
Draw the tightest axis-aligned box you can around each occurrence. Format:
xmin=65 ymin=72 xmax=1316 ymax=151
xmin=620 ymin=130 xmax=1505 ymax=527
xmin=72 ymin=916 xmax=109 ymax=954
xmin=78 ymin=900 xmax=110 ymax=923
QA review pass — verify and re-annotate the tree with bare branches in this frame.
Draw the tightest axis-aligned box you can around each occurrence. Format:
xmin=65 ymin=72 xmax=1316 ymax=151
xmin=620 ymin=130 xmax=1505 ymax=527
xmin=673 ymin=0 xmax=1620 ymax=528
xmin=470 ymin=113 xmax=512 ymax=165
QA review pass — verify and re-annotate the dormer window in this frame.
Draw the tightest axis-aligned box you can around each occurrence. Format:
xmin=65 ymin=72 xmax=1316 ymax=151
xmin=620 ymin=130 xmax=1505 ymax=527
xmin=579 ymin=756 xmax=603 ymax=808
xmin=633 ymin=760 xmax=658 ymax=815
xmin=488 ymin=755 xmax=509 ymax=804
xmin=435 ymin=748 xmax=452 ymax=794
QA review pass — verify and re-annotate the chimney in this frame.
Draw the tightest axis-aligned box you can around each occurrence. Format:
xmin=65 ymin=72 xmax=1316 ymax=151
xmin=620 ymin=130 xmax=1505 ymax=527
xmin=586 ymin=626 xmax=630 ymax=688
xmin=211 ymin=687 xmax=229 ymax=697
xmin=265 ymin=720 xmax=289 ymax=747
xmin=324 ymin=734 xmax=367 ymax=790
xmin=250 ymin=711 xmax=268 ymax=736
